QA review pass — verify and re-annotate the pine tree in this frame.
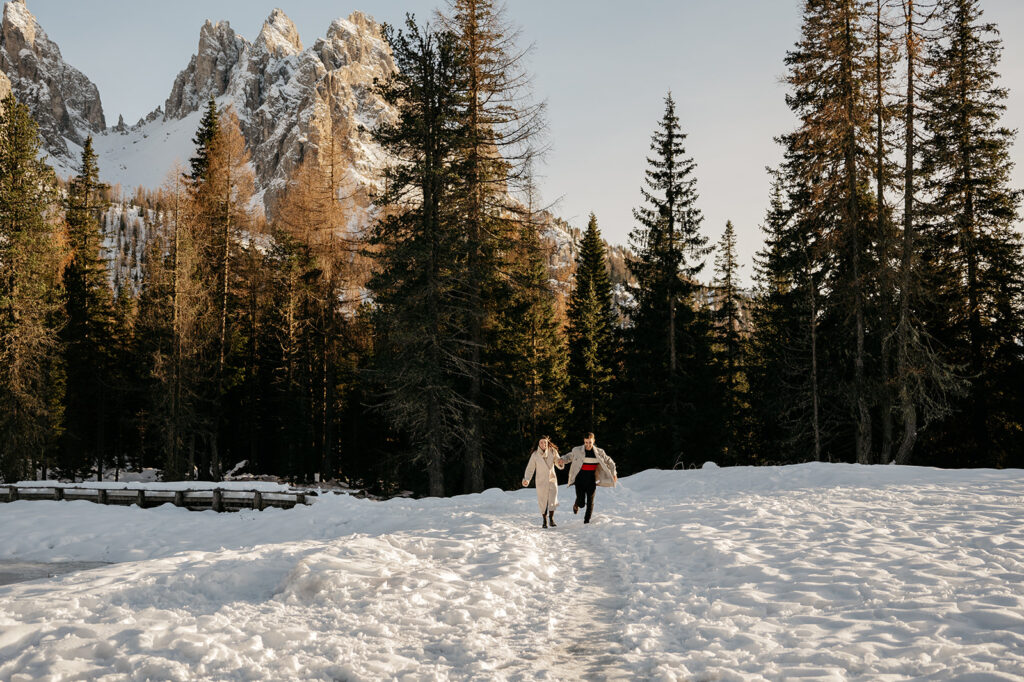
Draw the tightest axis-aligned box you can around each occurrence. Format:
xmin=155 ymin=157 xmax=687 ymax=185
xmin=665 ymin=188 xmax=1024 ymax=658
xmin=622 ymin=92 xmax=713 ymax=469
xmin=108 ymin=280 xmax=139 ymax=480
xmin=566 ymin=213 xmax=617 ymax=440
xmin=270 ymin=149 xmax=359 ymax=481
xmin=0 ymin=94 xmax=65 ymax=482
xmin=135 ymin=166 xmax=220 ymax=480
xmin=184 ymin=106 xmax=257 ymax=480
xmin=438 ymin=0 xmax=546 ymax=493
xmin=489 ymin=216 xmax=568 ymax=483
xmin=779 ymin=0 xmax=881 ymax=463
xmin=868 ymin=0 xmax=901 ymax=464
xmin=712 ymin=220 xmax=747 ymax=462
xmin=62 ymin=136 xmax=114 ymax=480
xmin=918 ymin=0 xmax=1023 ymax=466
xmin=748 ymin=176 xmax=828 ymax=463
xmin=368 ymin=17 xmax=473 ymax=497
xmin=888 ymin=0 xmax=963 ymax=464
xmin=189 ymin=98 xmax=220 ymax=181
xmin=265 ymin=226 xmax=319 ymax=478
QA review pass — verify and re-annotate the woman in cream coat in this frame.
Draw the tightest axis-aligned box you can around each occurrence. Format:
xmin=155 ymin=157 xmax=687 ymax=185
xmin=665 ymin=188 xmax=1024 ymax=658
xmin=522 ymin=437 xmax=564 ymax=528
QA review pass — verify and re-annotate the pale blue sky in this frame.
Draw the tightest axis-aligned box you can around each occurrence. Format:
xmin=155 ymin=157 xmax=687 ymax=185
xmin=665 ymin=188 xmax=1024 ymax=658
xmin=25 ymin=1 xmax=1024 ymax=280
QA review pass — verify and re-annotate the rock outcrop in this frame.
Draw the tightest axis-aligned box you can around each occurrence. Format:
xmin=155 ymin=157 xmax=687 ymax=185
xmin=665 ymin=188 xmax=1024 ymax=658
xmin=0 ymin=0 xmax=104 ymax=158
xmin=156 ymin=8 xmax=396 ymax=210
xmin=0 ymin=69 xmax=11 ymax=101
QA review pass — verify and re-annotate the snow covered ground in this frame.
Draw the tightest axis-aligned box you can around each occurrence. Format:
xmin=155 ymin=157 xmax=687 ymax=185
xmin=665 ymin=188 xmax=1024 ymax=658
xmin=1 ymin=463 xmax=1023 ymax=680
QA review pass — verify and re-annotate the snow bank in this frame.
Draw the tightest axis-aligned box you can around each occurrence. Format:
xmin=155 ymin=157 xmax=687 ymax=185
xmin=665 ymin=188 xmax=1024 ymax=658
xmin=1 ymin=463 xmax=1023 ymax=679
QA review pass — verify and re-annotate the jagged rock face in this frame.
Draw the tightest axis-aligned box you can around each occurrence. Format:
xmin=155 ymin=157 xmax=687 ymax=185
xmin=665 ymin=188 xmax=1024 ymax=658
xmin=255 ymin=8 xmax=302 ymax=57
xmin=159 ymin=8 xmax=396 ymax=212
xmin=0 ymin=0 xmax=104 ymax=157
xmin=0 ymin=69 xmax=11 ymax=101
xmin=163 ymin=20 xmax=248 ymax=120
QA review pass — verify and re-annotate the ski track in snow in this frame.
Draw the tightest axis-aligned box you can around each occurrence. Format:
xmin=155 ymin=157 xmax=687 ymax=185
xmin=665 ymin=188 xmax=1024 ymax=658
xmin=1 ymin=464 xmax=1024 ymax=680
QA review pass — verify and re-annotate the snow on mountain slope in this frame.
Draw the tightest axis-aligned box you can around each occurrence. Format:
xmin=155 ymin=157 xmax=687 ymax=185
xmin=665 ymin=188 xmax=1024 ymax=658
xmin=1 ymin=463 xmax=1023 ymax=680
xmin=90 ymin=108 xmax=204 ymax=192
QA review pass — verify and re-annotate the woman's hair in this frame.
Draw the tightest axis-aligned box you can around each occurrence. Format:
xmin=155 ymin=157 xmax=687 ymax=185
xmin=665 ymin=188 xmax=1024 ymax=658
xmin=540 ymin=435 xmax=558 ymax=453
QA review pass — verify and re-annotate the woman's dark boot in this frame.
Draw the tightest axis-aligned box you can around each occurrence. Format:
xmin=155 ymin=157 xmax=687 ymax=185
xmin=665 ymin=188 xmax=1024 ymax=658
xmin=548 ymin=511 xmax=556 ymax=527
xmin=542 ymin=514 xmax=548 ymax=528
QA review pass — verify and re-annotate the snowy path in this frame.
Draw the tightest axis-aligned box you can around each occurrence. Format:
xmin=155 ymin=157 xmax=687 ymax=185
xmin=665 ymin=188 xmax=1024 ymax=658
xmin=494 ymin=521 xmax=633 ymax=680
xmin=2 ymin=464 xmax=1024 ymax=679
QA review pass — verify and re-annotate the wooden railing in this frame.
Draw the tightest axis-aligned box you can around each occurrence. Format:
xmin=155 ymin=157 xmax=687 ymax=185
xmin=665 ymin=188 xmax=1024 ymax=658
xmin=0 ymin=485 xmax=312 ymax=512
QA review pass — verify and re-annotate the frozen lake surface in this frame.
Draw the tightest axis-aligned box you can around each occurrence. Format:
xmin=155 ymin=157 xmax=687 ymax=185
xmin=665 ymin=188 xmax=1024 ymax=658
xmin=0 ymin=560 xmax=111 ymax=586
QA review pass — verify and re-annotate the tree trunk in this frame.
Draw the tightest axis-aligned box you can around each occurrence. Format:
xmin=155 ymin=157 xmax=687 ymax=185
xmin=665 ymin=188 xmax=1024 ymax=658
xmin=875 ymin=0 xmax=895 ymax=465
xmin=895 ymin=1 xmax=919 ymax=465
xmin=463 ymin=0 xmax=485 ymax=494
xmin=844 ymin=2 xmax=872 ymax=464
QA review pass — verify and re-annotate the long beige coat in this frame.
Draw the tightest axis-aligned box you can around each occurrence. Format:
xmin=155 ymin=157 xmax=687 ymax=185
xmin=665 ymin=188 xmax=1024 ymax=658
xmin=562 ymin=445 xmax=618 ymax=487
xmin=523 ymin=447 xmax=564 ymax=514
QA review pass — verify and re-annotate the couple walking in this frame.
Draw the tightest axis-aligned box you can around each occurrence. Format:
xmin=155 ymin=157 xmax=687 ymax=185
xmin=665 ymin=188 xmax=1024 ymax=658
xmin=522 ymin=432 xmax=618 ymax=528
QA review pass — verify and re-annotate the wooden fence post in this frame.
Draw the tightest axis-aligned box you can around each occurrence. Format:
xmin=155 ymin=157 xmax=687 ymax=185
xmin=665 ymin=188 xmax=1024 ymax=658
xmin=54 ymin=488 xmax=63 ymax=501
xmin=212 ymin=488 xmax=223 ymax=513
xmin=174 ymin=491 xmax=184 ymax=507
xmin=98 ymin=489 xmax=107 ymax=505
xmin=253 ymin=490 xmax=263 ymax=511
xmin=136 ymin=490 xmax=145 ymax=508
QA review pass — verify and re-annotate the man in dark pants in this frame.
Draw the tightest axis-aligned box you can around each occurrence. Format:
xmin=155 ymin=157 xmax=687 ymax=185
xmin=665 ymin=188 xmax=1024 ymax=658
xmin=560 ymin=433 xmax=618 ymax=523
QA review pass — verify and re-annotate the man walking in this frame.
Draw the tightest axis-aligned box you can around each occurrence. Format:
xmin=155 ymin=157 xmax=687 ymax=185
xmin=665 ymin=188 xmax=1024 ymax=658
xmin=561 ymin=433 xmax=617 ymax=524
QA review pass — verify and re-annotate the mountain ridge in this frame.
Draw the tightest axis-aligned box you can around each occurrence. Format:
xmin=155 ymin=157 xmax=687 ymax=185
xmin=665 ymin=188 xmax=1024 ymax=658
xmin=0 ymin=0 xmax=394 ymax=217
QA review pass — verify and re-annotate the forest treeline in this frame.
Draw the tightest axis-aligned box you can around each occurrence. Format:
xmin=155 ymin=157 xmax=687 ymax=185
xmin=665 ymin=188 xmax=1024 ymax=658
xmin=0 ymin=0 xmax=1021 ymax=495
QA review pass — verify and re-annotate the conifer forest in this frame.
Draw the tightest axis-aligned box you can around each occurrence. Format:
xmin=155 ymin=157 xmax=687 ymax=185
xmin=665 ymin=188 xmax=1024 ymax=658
xmin=1 ymin=0 xmax=1022 ymax=496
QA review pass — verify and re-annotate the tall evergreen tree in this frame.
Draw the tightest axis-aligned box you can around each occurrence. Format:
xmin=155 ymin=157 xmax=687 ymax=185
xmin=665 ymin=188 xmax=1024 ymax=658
xmin=779 ymin=0 xmax=881 ymax=463
xmin=108 ymin=280 xmax=140 ymax=480
xmin=889 ymin=0 xmax=963 ymax=464
xmin=438 ymin=0 xmax=546 ymax=493
xmin=189 ymin=98 xmax=220 ymax=182
xmin=621 ymin=93 xmax=713 ymax=470
xmin=918 ymin=0 xmax=1023 ymax=467
xmin=566 ymin=213 xmax=617 ymax=440
xmin=712 ymin=220 xmax=747 ymax=462
xmin=368 ymin=17 xmax=473 ymax=497
xmin=489 ymin=216 xmax=568 ymax=482
xmin=868 ymin=0 xmax=901 ymax=464
xmin=748 ymin=176 xmax=828 ymax=463
xmin=62 ymin=136 xmax=114 ymax=480
xmin=136 ymin=169 xmax=210 ymax=480
xmin=0 ymin=94 xmax=65 ymax=482
xmin=484 ymin=161 xmax=568 ymax=484
xmin=270 ymin=148 xmax=361 ymax=482
xmin=183 ymin=106 xmax=257 ymax=480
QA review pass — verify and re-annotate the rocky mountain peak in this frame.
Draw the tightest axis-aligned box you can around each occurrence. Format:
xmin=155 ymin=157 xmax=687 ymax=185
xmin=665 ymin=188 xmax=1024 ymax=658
xmin=154 ymin=9 xmax=396 ymax=209
xmin=312 ymin=12 xmax=394 ymax=83
xmin=0 ymin=0 xmax=105 ymax=159
xmin=255 ymin=9 xmax=302 ymax=57
xmin=4 ymin=0 xmax=35 ymax=47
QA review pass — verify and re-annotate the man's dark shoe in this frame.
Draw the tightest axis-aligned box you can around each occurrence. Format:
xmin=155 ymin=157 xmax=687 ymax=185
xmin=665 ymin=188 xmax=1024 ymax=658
xmin=573 ymin=503 xmax=579 ymax=514
xmin=548 ymin=512 xmax=556 ymax=527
